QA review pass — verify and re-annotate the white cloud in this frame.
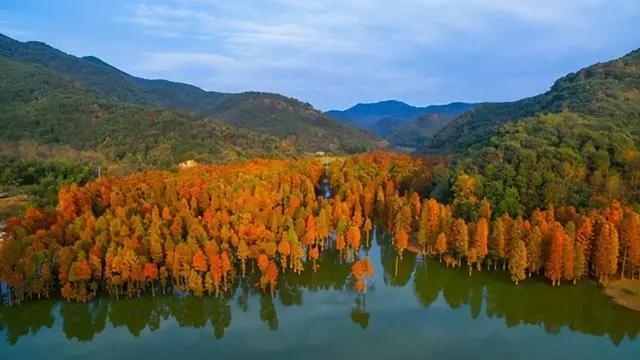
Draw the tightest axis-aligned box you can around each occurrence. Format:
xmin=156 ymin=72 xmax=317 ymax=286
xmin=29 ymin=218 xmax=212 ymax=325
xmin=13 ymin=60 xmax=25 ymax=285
xmin=117 ymin=0 xmax=640 ymax=109
xmin=138 ymin=52 xmax=237 ymax=72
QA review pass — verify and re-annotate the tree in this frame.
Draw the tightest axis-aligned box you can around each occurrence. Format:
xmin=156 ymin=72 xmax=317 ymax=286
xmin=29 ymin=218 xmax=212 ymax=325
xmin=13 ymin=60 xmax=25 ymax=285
xmin=336 ymin=233 xmax=346 ymax=261
xmin=351 ymin=257 xmax=374 ymax=293
xmin=393 ymin=205 xmax=412 ymax=239
xmin=489 ymin=217 xmax=506 ymax=270
xmin=417 ymin=204 xmax=429 ymax=253
xmin=237 ymin=240 xmax=250 ymax=277
xmin=472 ymin=218 xmax=489 ymax=270
xmin=192 ymin=250 xmax=208 ymax=272
xmin=545 ymin=225 xmax=564 ymax=286
xmin=620 ymin=211 xmax=640 ymax=278
xmin=424 ymin=199 xmax=440 ymax=251
xmin=509 ymin=240 xmax=527 ymax=285
xmin=363 ymin=217 xmax=373 ymax=247
xmin=478 ymin=198 xmax=492 ymax=219
xmin=188 ymin=270 xmax=203 ymax=296
xmin=309 ymin=246 xmax=320 ymax=272
xmin=562 ymin=236 xmax=575 ymax=283
xmin=143 ymin=262 xmax=159 ymax=296
xmin=574 ymin=243 xmax=586 ymax=283
xmin=304 ymin=215 xmax=317 ymax=246
xmin=394 ymin=229 xmax=409 ymax=276
xmin=452 ymin=174 xmax=478 ymax=219
xmin=451 ymin=219 xmax=469 ymax=265
xmin=346 ymin=225 xmax=361 ymax=259
xmin=277 ymin=238 xmax=291 ymax=272
xmin=435 ymin=232 xmax=447 ymax=262
xmin=525 ymin=226 xmax=543 ymax=276
xmin=594 ymin=221 xmax=619 ymax=282
xmin=576 ymin=217 xmax=594 ymax=259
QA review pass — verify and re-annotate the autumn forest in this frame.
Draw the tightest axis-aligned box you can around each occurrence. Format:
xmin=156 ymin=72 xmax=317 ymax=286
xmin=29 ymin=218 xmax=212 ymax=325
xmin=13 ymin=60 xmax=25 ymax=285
xmin=1 ymin=152 xmax=639 ymax=306
xmin=2 ymin=4 xmax=640 ymax=358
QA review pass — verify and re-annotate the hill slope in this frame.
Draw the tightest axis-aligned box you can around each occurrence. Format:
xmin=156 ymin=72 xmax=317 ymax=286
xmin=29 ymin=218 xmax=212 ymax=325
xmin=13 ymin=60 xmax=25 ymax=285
xmin=384 ymin=113 xmax=458 ymax=149
xmin=424 ymin=49 xmax=640 ymax=215
xmin=425 ymin=49 xmax=640 ymax=153
xmin=0 ymin=33 xmax=378 ymax=153
xmin=0 ymin=56 xmax=295 ymax=169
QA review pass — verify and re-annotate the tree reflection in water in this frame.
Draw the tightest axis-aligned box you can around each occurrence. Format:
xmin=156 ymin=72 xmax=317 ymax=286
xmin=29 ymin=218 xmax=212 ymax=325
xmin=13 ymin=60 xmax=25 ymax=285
xmin=1 ymin=231 xmax=640 ymax=347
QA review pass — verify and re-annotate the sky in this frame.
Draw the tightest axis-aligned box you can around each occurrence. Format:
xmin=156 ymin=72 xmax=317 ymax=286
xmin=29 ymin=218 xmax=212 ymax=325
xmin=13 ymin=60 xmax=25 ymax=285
xmin=1 ymin=0 xmax=639 ymax=110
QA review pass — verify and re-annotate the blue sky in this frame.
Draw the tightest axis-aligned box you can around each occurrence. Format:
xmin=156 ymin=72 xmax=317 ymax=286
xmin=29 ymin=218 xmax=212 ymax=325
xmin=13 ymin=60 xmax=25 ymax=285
xmin=1 ymin=0 xmax=639 ymax=110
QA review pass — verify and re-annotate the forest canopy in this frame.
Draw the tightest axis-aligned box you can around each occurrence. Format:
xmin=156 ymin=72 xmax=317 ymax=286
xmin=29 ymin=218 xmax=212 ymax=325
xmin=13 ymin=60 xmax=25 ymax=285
xmin=1 ymin=153 xmax=639 ymax=305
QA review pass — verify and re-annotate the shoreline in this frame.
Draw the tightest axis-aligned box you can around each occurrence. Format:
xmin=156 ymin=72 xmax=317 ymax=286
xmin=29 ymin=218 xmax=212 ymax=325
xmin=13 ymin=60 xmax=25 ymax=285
xmin=404 ymin=240 xmax=640 ymax=312
xmin=605 ymin=279 xmax=640 ymax=312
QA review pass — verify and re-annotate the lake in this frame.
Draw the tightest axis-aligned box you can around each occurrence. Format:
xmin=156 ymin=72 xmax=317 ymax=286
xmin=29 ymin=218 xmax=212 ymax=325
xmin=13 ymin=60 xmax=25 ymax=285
xmin=1 ymin=231 xmax=639 ymax=359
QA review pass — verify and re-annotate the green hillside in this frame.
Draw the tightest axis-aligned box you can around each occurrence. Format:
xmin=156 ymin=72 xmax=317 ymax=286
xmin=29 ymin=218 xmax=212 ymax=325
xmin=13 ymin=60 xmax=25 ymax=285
xmin=0 ymin=33 xmax=378 ymax=153
xmin=0 ymin=56 xmax=294 ymax=168
xmin=424 ymin=49 xmax=640 ymax=216
xmin=426 ymin=49 xmax=640 ymax=153
xmin=207 ymin=92 xmax=378 ymax=153
xmin=384 ymin=113 xmax=457 ymax=149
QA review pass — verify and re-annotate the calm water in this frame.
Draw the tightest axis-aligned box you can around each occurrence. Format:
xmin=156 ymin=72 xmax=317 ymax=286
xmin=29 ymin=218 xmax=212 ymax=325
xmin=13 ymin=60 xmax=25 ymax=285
xmin=1 ymin=231 xmax=640 ymax=360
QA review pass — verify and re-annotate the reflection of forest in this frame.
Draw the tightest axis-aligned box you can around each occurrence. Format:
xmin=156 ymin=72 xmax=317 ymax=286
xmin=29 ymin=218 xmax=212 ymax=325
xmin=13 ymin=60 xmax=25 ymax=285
xmin=369 ymin=229 xmax=640 ymax=345
xmin=1 ymin=236 xmax=640 ymax=346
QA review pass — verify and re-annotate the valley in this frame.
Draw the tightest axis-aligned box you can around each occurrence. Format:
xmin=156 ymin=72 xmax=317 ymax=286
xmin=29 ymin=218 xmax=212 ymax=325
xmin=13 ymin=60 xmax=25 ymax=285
xmin=0 ymin=10 xmax=639 ymax=357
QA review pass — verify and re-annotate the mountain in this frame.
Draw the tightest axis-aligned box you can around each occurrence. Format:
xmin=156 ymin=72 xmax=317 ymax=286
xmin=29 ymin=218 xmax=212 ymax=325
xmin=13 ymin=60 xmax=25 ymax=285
xmin=384 ymin=112 xmax=458 ymax=149
xmin=0 ymin=33 xmax=379 ymax=153
xmin=327 ymin=100 xmax=474 ymax=130
xmin=326 ymin=100 xmax=475 ymax=148
xmin=0 ymin=56 xmax=295 ymax=170
xmin=327 ymin=100 xmax=426 ymax=128
xmin=422 ymin=48 xmax=640 ymax=214
xmin=425 ymin=49 xmax=640 ymax=153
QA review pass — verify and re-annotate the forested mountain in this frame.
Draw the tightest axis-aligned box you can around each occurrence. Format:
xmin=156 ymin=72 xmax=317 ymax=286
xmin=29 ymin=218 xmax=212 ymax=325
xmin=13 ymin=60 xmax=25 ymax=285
xmin=326 ymin=100 xmax=474 ymax=147
xmin=327 ymin=100 xmax=473 ymax=133
xmin=0 ymin=56 xmax=294 ymax=168
xmin=426 ymin=49 xmax=640 ymax=153
xmin=385 ymin=112 xmax=458 ymax=148
xmin=0 ymin=33 xmax=378 ymax=153
xmin=423 ymin=48 xmax=640 ymax=216
xmin=327 ymin=100 xmax=425 ymax=127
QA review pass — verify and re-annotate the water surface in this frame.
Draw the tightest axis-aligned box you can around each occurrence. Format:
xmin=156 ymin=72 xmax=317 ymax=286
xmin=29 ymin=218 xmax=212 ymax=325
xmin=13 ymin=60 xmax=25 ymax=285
xmin=1 ymin=232 xmax=639 ymax=359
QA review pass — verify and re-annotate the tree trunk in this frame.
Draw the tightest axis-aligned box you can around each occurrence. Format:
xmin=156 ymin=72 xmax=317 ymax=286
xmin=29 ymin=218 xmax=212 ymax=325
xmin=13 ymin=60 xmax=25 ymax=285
xmin=621 ymin=248 xmax=628 ymax=279
xmin=395 ymin=256 xmax=399 ymax=277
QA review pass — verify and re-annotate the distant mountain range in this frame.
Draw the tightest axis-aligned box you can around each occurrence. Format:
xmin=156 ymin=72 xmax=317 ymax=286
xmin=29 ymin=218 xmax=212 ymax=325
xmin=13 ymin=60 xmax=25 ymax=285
xmin=326 ymin=100 xmax=475 ymax=148
xmin=0 ymin=33 xmax=380 ymax=158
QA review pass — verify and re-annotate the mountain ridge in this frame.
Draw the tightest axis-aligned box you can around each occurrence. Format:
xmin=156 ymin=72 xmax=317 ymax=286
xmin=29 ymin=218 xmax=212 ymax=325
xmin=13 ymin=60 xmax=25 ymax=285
xmin=326 ymin=100 xmax=475 ymax=127
xmin=0 ymin=56 xmax=297 ymax=170
xmin=421 ymin=47 xmax=640 ymax=214
xmin=0 ymin=33 xmax=379 ymax=153
xmin=326 ymin=100 xmax=475 ymax=147
xmin=424 ymin=48 xmax=640 ymax=154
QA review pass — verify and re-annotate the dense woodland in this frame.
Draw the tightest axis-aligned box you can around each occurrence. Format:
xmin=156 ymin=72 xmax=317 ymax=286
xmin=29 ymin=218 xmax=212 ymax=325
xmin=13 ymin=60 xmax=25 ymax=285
xmin=0 ymin=57 xmax=297 ymax=168
xmin=422 ymin=49 xmax=640 ymax=215
xmin=0 ymin=156 xmax=93 ymax=208
xmin=0 ymin=34 xmax=378 ymax=155
xmin=1 ymin=153 xmax=639 ymax=305
xmin=1 ymin=34 xmax=640 ymax=313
